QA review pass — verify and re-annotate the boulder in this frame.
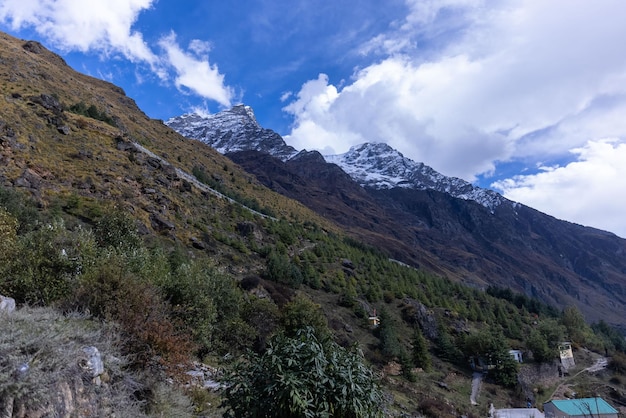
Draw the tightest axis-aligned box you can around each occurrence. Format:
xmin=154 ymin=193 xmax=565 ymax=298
xmin=150 ymin=214 xmax=175 ymax=231
xmin=79 ymin=346 xmax=104 ymax=385
xmin=0 ymin=294 xmax=15 ymax=314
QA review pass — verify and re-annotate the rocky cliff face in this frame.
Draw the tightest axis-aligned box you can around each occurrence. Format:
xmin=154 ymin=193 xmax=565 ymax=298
xmin=170 ymin=106 xmax=626 ymax=329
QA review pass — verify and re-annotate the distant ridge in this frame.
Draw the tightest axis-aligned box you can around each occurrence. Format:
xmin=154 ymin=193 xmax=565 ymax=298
xmin=168 ymin=106 xmax=626 ymax=329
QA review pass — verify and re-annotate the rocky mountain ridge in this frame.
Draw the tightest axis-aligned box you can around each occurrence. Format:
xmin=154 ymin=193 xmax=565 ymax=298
xmin=167 ymin=106 xmax=626 ymax=329
xmin=324 ymin=142 xmax=507 ymax=212
xmin=167 ymin=107 xmax=507 ymax=212
xmin=166 ymin=106 xmax=299 ymax=162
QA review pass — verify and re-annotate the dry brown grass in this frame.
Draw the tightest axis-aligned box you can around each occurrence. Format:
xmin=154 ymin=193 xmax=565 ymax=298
xmin=1 ymin=30 xmax=339 ymax=285
xmin=0 ymin=307 xmax=147 ymax=417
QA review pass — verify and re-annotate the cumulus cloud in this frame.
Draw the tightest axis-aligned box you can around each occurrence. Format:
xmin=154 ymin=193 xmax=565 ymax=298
xmin=158 ymin=33 xmax=233 ymax=107
xmin=492 ymin=139 xmax=626 ymax=238
xmin=0 ymin=0 xmax=157 ymax=63
xmin=286 ymin=0 xmax=626 ymax=179
xmin=0 ymin=0 xmax=232 ymax=106
xmin=283 ymin=0 xmax=626 ymax=234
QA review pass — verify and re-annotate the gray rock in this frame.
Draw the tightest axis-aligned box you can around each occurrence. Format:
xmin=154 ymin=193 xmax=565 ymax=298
xmin=150 ymin=214 xmax=175 ymax=231
xmin=0 ymin=295 xmax=16 ymax=314
xmin=79 ymin=346 xmax=104 ymax=385
xmin=57 ymin=125 xmax=71 ymax=135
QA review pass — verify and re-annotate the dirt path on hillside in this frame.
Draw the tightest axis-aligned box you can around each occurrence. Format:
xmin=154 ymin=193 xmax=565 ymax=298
xmin=547 ymin=356 xmax=608 ymax=400
xmin=471 ymin=372 xmax=483 ymax=405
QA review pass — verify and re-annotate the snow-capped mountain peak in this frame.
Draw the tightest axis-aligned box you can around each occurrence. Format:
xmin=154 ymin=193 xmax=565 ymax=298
xmin=167 ymin=106 xmax=508 ymax=212
xmin=166 ymin=105 xmax=298 ymax=161
xmin=324 ymin=143 xmax=508 ymax=212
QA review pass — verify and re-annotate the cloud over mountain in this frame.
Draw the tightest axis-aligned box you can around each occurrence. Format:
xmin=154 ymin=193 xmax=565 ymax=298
xmin=283 ymin=0 xmax=626 ymax=237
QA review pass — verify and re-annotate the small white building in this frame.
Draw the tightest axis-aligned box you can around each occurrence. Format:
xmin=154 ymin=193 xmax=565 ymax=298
xmin=509 ymin=349 xmax=523 ymax=363
xmin=490 ymin=404 xmax=544 ymax=418
xmin=558 ymin=342 xmax=575 ymax=369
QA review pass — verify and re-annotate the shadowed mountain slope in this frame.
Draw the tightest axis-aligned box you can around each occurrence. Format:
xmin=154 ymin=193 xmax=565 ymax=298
xmin=172 ymin=109 xmax=626 ymax=328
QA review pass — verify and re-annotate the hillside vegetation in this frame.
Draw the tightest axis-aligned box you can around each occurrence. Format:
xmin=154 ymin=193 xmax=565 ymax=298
xmin=1 ymin=31 xmax=626 ymax=416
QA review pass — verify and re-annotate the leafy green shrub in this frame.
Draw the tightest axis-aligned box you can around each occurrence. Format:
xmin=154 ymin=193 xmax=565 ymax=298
xmin=610 ymin=352 xmax=626 ymax=374
xmin=526 ymin=329 xmax=553 ymax=363
xmin=3 ymin=220 xmax=95 ymax=305
xmin=0 ymin=186 xmax=40 ymax=233
xmin=221 ymin=327 xmax=383 ymax=418
xmin=241 ymin=297 xmax=281 ymax=352
xmin=160 ymin=261 xmax=218 ymax=354
xmin=464 ymin=327 xmax=519 ymax=387
xmin=281 ymin=294 xmax=331 ymax=343
xmin=68 ymin=102 xmax=116 ymax=126
xmin=94 ymin=210 xmax=141 ymax=251
xmin=0 ymin=208 xmax=18 ymax=277
xmin=264 ymin=250 xmax=303 ymax=287
xmin=592 ymin=320 xmax=626 ymax=353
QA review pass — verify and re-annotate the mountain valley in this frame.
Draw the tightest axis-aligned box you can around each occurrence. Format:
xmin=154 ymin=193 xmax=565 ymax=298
xmin=2 ymin=30 xmax=626 ymax=417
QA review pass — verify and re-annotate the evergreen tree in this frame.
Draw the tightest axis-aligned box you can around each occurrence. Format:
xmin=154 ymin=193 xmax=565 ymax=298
xmin=411 ymin=326 xmax=431 ymax=371
xmin=527 ymin=328 xmax=553 ymax=363
xmin=436 ymin=325 xmax=461 ymax=363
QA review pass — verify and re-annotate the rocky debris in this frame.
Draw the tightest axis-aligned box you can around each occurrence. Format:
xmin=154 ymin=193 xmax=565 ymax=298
xmin=29 ymin=94 xmax=64 ymax=114
xmin=0 ymin=294 xmax=16 ymax=314
xmin=179 ymin=179 xmax=192 ymax=192
xmin=0 ymin=306 xmax=139 ymax=417
xmin=517 ymin=361 xmax=561 ymax=401
xmin=57 ymin=125 xmax=71 ymax=135
xmin=236 ymin=221 xmax=258 ymax=238
xmin=0 ymin=120 xmax=17 ymax=150
xmin=115 ymin=137 xmax=136 ymax=152
xmin=190 ymin=236 xmax=206 ymax=249
xmin=146 ymin=156 xmax=161 ymax=169
xmin=401 ymin=298 xmax=439 ymax=340
xmin=341 ymin=258 xmax=355 ymax=270
xmin=382 ymin=361 xmax=402 ymax=377
xmin=150 ymin=214 xmax=175 ymax=231
xmin=21 ymin=39 xmax=69 ymax=67
xmin=162 ymin=163 xmax=179 ymax=180
xmin=14 ymin=168 xmax=42 ymax=189
xmin=186 ymin=362 xmax=223 ymax=391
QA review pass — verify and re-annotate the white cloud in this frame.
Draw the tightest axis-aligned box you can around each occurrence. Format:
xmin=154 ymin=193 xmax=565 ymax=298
xmin=283 ymin=0 xmax=626 ymax=234
xmin=492 ymin=139 xmax=626 ymax=238
xmin=286 ymin=1 xmax=626 ymax=176
xmin=0 ymin=0 xmax=157 ymax=63
xmin=0 ymin=0 xmax=232 ymax=105
xmin=284 ymin=57 xmax=512 ymax=180
xmin=158 ymin=33 xmax=233 ymax=107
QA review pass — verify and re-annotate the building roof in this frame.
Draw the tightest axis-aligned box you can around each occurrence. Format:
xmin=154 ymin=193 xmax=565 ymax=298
xmin=545 ymin=398 xmax=617 ymax=415
xmin=493 ymin=408 xmax=544 ymax=418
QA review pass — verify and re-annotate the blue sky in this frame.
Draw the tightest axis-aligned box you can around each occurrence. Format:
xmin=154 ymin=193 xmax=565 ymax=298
xmin=2 ymin=1 xmax=626 ymax=238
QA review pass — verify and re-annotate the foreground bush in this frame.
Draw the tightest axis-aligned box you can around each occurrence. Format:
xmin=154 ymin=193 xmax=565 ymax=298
xmin=221 ymin=327 xmax=383 ymax=418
